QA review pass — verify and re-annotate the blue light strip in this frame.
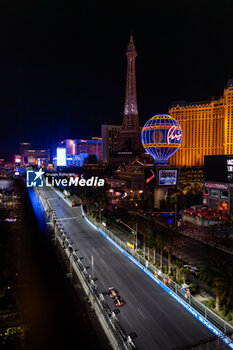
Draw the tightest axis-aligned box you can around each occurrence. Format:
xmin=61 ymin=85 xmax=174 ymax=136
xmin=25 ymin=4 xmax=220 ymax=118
xmin=84 ymin=212 xmax=233 ymax=349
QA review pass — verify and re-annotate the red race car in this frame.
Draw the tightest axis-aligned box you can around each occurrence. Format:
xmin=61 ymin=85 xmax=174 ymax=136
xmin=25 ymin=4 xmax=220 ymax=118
xmin=113 ymin=296 xmax=126 ymax=307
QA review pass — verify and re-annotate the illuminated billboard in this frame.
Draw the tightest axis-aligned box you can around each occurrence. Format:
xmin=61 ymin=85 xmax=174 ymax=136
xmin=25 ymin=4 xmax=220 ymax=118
xmin=144 ymin=167 xmax=178 ymax=187
xmin=141 ymin=114 xmax=182 ymax=164
xmin=57 ymin=147 xmax=67 ymax=166
xmin=14 ymin=155 xmax=21 ymax=163
xmin=158 ymin=169 xmax=177 ymax=186
xmin=204 ymin=155 xmax=233 ymax=183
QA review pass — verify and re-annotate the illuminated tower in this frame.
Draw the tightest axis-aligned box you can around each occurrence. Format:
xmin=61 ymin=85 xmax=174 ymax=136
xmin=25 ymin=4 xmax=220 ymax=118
xmin=118 ymin=34 xmax=142 ymax=154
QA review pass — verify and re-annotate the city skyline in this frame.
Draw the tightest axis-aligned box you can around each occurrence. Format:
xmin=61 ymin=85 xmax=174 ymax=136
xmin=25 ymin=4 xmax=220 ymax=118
xmin=2 ymin=1 xmax=233 ymax=158
xmin=1 ymin=2 xmax=233 ymax=349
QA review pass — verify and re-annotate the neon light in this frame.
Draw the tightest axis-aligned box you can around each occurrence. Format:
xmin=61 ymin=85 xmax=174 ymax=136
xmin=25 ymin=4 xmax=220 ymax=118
xmin=143 ymin=125 xmax=171 ymax=130
xmin=204 ymin=183 xmax=228 ymax=190
xmin=141 ymin=114 xmax=183 ymax=163
xmin=143 ymin=143 xmax=181 ymax=148
xmin=84 ymin=212 xmax=233 ymax=347
xmin=167 ymin=126 xmax=182 ymax=144
xmin=146 ymin=169 xmax=155 ymax=184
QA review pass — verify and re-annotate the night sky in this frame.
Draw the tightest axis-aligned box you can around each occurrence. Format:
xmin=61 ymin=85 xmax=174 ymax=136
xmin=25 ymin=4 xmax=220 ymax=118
xmin=1 ymin=0 xmax=233 ymax=159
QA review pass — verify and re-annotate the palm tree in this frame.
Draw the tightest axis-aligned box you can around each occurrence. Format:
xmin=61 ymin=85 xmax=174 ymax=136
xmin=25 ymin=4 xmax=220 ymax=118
xmin=84 ymin=187 xmax=93 ymax=214
xmin=214 ymin=267 xmax=233 ymax=308
xmin=180 ymin=267 xmax=189 ymax=284
xmin=199 ymin=259 xmax=228 ymax=312
xmin=154 ymin=227 xmax=177 ymax=272
xmin=164 ymin=228 xmax=179 ymax=274
xmin=152 ymin=239 xmax=157 ymax=265
xmin=148 ymin=230 xmax=157 ymax=264
xmin=145 ymin=219 xmax=154 ymax=260
xmin=155 ymin=227 xmax=169 ymax=269
xmin=173 ymin=259 xmax=183 ymax=281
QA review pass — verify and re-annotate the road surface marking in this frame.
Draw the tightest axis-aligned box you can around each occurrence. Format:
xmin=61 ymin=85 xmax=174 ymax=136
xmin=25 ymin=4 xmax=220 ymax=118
xmin=100 ymin=258 xmax=106 ymax=265
xmin=137 ymin=308 xmax=146 ymax=319
xmin=56 ymin=216 xmax=79 ymax=221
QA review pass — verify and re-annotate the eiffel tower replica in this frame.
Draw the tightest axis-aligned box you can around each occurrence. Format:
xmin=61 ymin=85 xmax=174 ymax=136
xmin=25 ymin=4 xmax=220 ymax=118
xmin=110 ymin=34 xmax=143 ymax=165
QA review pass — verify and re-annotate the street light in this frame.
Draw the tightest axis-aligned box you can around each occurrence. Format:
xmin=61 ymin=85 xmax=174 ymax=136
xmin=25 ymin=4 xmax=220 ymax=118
xmin=170 ymin=187 xmax=183 ymax=227
xmin=120 ymin=221 xmax=138 ymax=251
xmin=91 ymin=255 xmax=94 ymax=279
xmin=135 ymin=223 xmax=138 ymax=251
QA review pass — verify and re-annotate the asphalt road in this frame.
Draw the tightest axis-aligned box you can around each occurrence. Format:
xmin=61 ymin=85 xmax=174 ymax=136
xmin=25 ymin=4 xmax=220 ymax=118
xmin=107 ymin=204 xmax=233 ymax=268
xmin=173 ymin=233 xmax=233 ymax=267
xmin=39 ymin=186 xmax=215 ymax=350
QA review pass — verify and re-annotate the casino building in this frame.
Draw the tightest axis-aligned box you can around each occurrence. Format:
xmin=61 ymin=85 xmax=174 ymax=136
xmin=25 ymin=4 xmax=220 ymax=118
xmin=58 ymin=138 xmax=102 ymax=167
xmin=101 ymin=124 xmax=122 ymax=163
xmin=15 ymin=142 xmax=50 ymax=167
xmin=169 ymin=79 xmax=233 ymax=167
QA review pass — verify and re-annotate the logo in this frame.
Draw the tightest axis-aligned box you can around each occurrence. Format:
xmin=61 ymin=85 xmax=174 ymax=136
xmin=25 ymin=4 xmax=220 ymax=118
xmin=167 ymin=126 xmax=182 ymax=144
xmin=26 ymin=170 xmax=105 ymax=188
xmin=26 ymin=169 xmax=44 ymax=187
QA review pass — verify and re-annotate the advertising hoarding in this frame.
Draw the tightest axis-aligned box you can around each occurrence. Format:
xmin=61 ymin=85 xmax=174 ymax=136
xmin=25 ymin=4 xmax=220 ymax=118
xmin=144 ymin=167 xmax=178 ymax=187
xmin=158 ymin=169 xmax=177 ymax=186
xmin=204 ymin=155 xmax=233 ymax=183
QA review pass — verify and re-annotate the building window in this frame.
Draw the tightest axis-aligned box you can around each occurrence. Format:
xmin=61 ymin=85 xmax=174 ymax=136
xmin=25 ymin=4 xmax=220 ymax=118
xmin=221 ymin=190 xmax=228 ymax=199
xmin=210 ymin=189 xmax=219 ymax=198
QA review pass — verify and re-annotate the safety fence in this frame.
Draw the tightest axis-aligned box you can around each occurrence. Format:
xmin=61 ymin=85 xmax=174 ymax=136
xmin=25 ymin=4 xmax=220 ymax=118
xmin=111 ymin=218 xmax=214 ymax=296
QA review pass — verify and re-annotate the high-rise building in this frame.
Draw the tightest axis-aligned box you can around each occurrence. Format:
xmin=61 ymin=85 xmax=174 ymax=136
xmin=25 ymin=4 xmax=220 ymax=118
xmin=20 ymin=142 xmax=31 ymax=155
xmin=59 ymin=139 xmax=77 ymax=155
xmin=18 ymin=142 xmax=50 ymax=167
xmin=169 ymin=80 xmax=233 ymax=167
xmin=118 ymin=34 xmax=142 ymax=155
xmin=101 ymin=124 xmax=121 ymax=163
xmin=113 ymin=160 xmax=145 ymax=194
xmin=76 ymin=138 xmax=102 ymax=160
xmin=59 ymin=138 xmax=102 ymax=160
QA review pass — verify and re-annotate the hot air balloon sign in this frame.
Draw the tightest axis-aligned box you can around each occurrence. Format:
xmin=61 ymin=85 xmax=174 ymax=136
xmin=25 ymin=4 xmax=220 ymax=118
xmin=141 ymin=114 xmax=183 ymax=164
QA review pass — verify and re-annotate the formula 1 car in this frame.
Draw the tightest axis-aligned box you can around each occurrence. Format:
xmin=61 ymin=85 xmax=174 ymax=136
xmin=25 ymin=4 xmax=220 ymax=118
xmin=108 ymin=287 xmax=118 ymax=298
xmin=113 ymin=296 xmax=126 ymax=307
